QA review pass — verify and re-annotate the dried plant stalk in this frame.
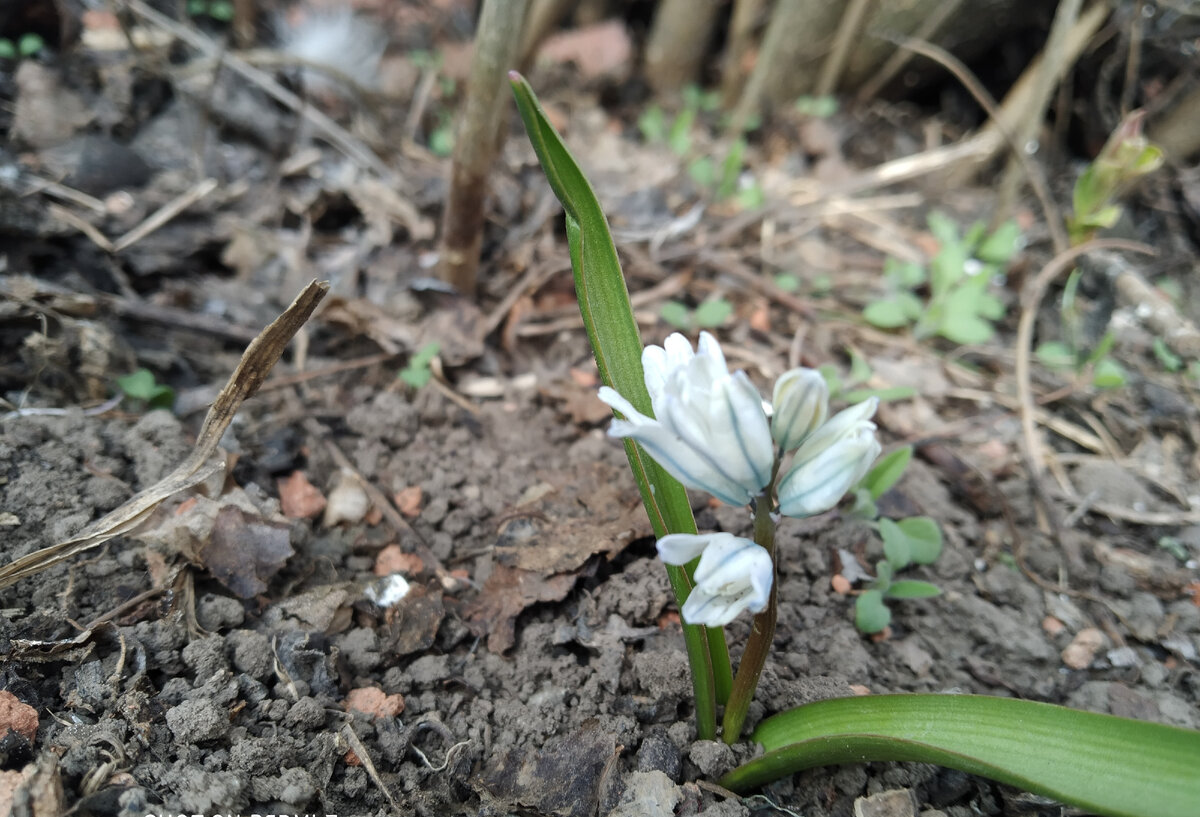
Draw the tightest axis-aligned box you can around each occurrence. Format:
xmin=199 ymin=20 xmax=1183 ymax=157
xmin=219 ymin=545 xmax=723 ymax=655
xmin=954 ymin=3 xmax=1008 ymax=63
xmin=644 ymin=0 xmax=722 ymax=94
xmin=438 ymin=0 xmax=530 ymax=296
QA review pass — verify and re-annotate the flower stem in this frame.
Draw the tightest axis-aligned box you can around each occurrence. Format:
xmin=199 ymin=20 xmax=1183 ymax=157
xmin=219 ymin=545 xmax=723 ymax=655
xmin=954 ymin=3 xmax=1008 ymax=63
xmin=722 ymin=492 xmax=778 ymax=742
xmin=664 ymin=563 xmax=718 ymax=739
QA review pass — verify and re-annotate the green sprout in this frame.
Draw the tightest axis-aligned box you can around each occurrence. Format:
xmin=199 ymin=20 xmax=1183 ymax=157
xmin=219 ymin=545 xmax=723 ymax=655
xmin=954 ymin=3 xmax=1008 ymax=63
xmin=864 ymin=212 xmax=1021 ymax=345
xmin=848 ymin=447 xmax=943 ymax=634
xmin=116 ymin=368 xmax=176 ymax=410
xmin=187 ymin=0 xmax=234 ymax=22
xmin=398 ymin=342 xmax=440 ymax=388
xmin=0 ymin=33 xmax=46 ymax=59
xmin=794 ymin=95 xmax=838 ymax=118
xmin=1034 ymin=269 xmax=1126 ymax=389
xmin=659 ymin=298 xmax=732 ymax=331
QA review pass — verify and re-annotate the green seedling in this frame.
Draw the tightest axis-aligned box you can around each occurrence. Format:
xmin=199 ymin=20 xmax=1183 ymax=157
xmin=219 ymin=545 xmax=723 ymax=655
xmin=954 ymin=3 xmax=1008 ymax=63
xmin=1034 ymin=269 xmax=1127 ymax=388
xmin=399 ymin=342 xmax=440 ymax=388
xmin=116 ymin=368 xmax=176 ymax=410
xmin=187 ymin=0 xmax=234 ymax=22
xmin=794 ymin=95 xmax=838 ymax=118
xmin=639 ymin=88 xmax=762 ymax=207
xmin=847 ymin=446 xmax=943 ymax=633
xmin=1068 ymin=111 xmax=1163 ymax=244
xmin=818 ymin=348 xmax=916 ymax=405
xmin=864 ymin=212 xmax=1021 ymax=345
xmin=0 ymin=33 xmax=45 ymax=59
xmin=660 ymin=298 xmax=732 ymax=331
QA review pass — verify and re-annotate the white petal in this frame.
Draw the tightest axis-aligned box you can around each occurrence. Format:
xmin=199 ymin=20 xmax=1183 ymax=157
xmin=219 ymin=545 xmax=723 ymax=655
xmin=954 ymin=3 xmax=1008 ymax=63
xmin=795 ymin=397 xmax=878 ymax=462
xmin=697 ymin=331 xmax=726 ymax=371
xmin=612 ymin=418 xmax=754 ymax=506
xmin=642 ymin=345 xmax=670 ymax=404
xmin=656 ymin=533 xmax=717 ymax=565
xmin=771 ymin=368 xmax=829 ymax=451
xmin=679 ymin=534 xmax=773 ymax=626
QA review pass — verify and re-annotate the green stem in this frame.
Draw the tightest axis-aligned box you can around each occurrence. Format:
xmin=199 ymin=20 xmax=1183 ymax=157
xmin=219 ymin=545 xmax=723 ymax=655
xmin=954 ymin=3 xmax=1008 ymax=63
xmin=664 ymin=562 xmax=717 ymax=740
xmin=722 ymin=492 xmax=778 ymax=742
xmin=708 ymin=626 xmax=733 ymax=705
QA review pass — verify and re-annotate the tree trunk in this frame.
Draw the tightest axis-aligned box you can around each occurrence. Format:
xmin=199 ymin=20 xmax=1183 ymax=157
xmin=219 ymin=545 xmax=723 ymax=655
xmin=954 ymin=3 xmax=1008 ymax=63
xmin=645 ymin=0 xmax=722 ymax=95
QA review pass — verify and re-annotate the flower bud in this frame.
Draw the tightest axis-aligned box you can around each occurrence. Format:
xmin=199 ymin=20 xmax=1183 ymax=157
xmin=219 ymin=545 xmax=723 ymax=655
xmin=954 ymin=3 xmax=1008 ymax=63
xmin=777 ymin=398 xmax=881 ymax=518
xmin=770 ymin=367 xmax=829 ymax=452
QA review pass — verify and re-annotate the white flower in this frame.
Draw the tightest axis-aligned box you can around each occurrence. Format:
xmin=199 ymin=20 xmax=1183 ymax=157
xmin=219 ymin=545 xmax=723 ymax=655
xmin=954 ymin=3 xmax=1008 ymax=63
xmin=770 ymin=367 xmax=829 ymax=452
xmin=777 ymin=398 xmax=881 ymax=518
xmin=598 ymin=332 xmax=774 ymax=506
xmin=657 ymin=532 xmax=773 ymax=626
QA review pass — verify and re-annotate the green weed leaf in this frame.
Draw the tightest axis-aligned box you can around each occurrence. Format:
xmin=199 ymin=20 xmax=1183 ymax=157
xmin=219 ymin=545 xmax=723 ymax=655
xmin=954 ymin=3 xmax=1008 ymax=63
xmin=886 ymin=580 xmax=942 ymax=599
xmin=855 ymin=590 xmax=891 ymax=633
xmin=896 ymin=516 xmax=942 ymax=564
xmin=861 ymin=446 xmax=912 ymax=501
xmin=879 ymin=518 xmax=912 ymax=569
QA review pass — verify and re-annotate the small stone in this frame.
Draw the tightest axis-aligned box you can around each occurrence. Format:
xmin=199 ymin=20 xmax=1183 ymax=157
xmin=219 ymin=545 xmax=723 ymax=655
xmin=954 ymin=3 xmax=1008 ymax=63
xmin=345 ymin=687 xmax=405 ymax=720
xmin=283 ymin=696 xmax=325 ymax=729
xmin=854 ymin=788 xmax=916 ymax=817
xmin=688 ymin=740 xmax=735 ymax=777
xmin=0 ymin=691 xmax=38 ymax=742
xmin=1062 ymin=628 xmax=1107 ymax=670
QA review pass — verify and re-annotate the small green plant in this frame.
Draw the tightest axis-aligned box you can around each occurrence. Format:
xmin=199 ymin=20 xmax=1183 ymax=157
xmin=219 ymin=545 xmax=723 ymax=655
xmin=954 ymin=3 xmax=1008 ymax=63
xmin=116 ymin=369 xmax=176 ymax=410
xmin=1034 ymin=269 xmax=1127 ymax=389
xmin=864 ymin=212 xmax=1021 ymax=345
xmin=398 ymin=342 xmax=440 ymax=388
xmin=818 ymin=349 xmax=916 ymax=405
xmin=849 ymin=447 xmax=943 ymax=633
xmin=0 ymin=33 xmax=45 ymax=60
xmin=638 ymin=86 xmax=762 ymax=207
xmin=660 ymin=298 xmax=732 ymax=331
xmin=794 ymin=95 xmax=838 ymax=118
xmin=1068 ymin=111 xmax=1163 ymax=244
xmin=187 ymin=0 xmax=234 ymax=22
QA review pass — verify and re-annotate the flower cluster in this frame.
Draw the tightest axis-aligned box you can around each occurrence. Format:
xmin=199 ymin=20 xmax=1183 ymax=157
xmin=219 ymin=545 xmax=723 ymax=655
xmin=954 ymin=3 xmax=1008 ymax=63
xmin=599 ymin=332 xmax=880 ymax=626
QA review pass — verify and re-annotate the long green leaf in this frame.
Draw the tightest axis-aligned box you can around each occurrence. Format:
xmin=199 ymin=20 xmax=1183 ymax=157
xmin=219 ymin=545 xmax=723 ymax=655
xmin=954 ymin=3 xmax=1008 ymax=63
xmin=720 ymin=694 xmax=1200 ymax=817
xmin=510 ymin=73 xmax=733 ymax=731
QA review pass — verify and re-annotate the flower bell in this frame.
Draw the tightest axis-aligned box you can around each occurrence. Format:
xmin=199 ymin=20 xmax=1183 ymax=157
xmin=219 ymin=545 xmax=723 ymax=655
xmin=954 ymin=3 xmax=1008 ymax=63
xmin=598 ymin=332 xmax=774 ymax=507
xmin=657 ymin=532 xmax=773 ymax=626
xmin=777 ymin=397 xmax=881 ymax=518
xmin=770 ymin=367 xmax=829 ymax=452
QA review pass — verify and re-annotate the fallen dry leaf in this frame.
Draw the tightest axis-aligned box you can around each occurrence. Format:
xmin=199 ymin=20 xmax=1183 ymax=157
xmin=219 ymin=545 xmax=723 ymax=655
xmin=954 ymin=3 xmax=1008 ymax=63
xmin=278 ymin=470 xmax=327 ymax=519
xmin=199 ymin=506 xmax=294 ymax=598
xmin=382 ymin=583 xmax=445 ymax=655
xmin=538 ymin=20 xmax=632 ymax=80
xmin=466 ymin=565 xmax=579 ymax=653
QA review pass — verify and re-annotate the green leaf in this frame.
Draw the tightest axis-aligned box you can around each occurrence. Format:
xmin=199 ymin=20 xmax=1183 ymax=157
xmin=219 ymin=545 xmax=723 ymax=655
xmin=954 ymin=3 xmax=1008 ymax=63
xmin=399 ymin=342 xmax=440 ymax=388
xmin=1035 ymin=341 xmax=1077 ymax=369
xmin=693 ymin=298 xmax=732 ymax=328
xmin=841 ymin=385 xmax=917 ymax=404
xmin=0 ymin=39 xmax=15 ymax=60
xmin=207 ymin=0 xmax=234 ymax=21
xmin=659 ymin=301 xmax=692 ymax=330
xmin=638 ymin=106 xmax=667 ymax=143
xmin=1153 ymin=338 xmax=1182 ymax=372
xmin=896 ymin=516 xmax=942 ymax=564
xmin=17 ymin=32 xmax=44 ymax=57
xmin=926 ymin=210 xmax=958 ymax=246
xmin=735 ymin=181 xmax=765 ymax=210
xmin=938 ymin=310 xmax=993 ymax=345
xmin=879 ymin=518 xmax=912 ymax=569
xmin=886 ymin=580 xmax=942 ymax=599
xmin=1092 ymin=357 xmax=1126 ymax=388
xmin=1087 ymin=331 xmax=1117 ymax=366
xmin=511 ymin=73 xmax=730 ymax=734
xmin=861 ymin=446 xmax=912 ymax=501
xmin=774 ymin=273 xmax=800 ymax=292
xmin=863 ymin=298 xmax=913 ymax=329
xmin=720 ymin=694 xmax=1200 ymax=817
xmin=975 ymin=291 xmax=1006 ymax=321
xmin=668 ymin=108 xmax=695 ymax=155
xmin=976 ymin=221 xmax=1022 ymax=264
xmin=688 ymin=156 xmax=716 ymax=187
xmin=717 ymin=138 xmax=746 ymax=200
xmin=855 ymin=590 xmax=891 ymax=634
xmin=117 ymin=368 xmax=175 ymax=409
xmin=847 ymin=348 xmax=872 ymax=385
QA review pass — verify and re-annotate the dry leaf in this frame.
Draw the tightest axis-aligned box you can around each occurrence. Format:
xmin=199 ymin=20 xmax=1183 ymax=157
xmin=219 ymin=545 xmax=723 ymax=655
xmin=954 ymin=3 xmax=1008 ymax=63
xmin=0 ymin=691 xmax=38 ymax=742
xmin=382 ymin=583 xmax=444 ymax=655
xmin=198 ymin=506 xmax=294 ymax=598
xmin=374 ymin=544 xmax=424 ymax=576
xmin=466 ymin=565 xmax=578 ymax=653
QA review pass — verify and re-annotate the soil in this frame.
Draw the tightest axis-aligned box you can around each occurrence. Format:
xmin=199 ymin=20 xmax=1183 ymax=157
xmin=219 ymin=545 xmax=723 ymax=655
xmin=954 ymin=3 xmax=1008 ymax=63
xmin=3 ymin=5 xmax=1200 ymax=817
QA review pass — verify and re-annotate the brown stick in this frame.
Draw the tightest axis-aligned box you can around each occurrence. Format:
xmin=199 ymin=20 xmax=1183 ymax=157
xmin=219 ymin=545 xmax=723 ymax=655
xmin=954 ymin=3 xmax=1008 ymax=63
xmin=438 ymin=0 xmax=530 ymax=296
